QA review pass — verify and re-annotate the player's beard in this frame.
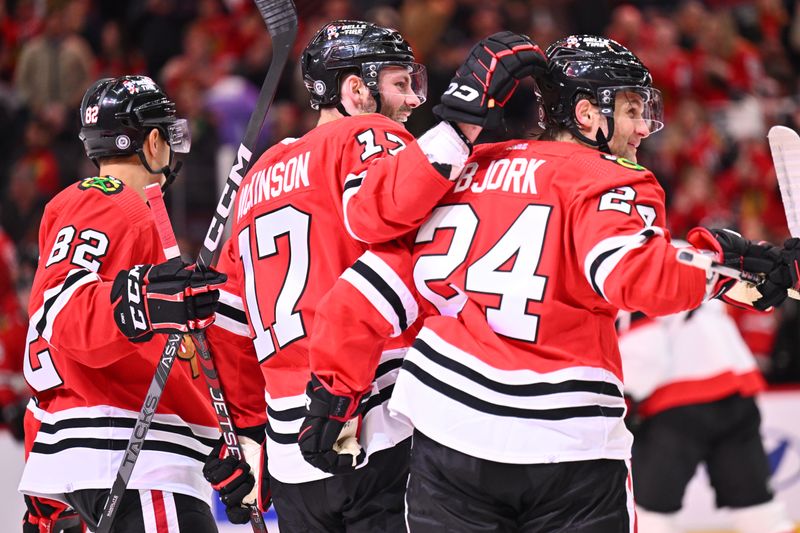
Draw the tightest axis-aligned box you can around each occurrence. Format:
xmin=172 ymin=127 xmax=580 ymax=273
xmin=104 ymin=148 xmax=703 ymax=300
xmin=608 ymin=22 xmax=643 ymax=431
xmin=385 ymin=104 xmax=414 ymax=123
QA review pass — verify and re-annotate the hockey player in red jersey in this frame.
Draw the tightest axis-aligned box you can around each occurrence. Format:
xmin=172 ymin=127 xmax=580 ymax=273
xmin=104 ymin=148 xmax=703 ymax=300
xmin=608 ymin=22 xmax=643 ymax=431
xmin=618 ymin=298 xmax=795 ymax=533
xmin=200 ymin=20 xmax=547 ymax=531
xmin=18 ymin=75 xmax=226 ymax=533
xmin=304 ymin=35 xmax=792 ymax=532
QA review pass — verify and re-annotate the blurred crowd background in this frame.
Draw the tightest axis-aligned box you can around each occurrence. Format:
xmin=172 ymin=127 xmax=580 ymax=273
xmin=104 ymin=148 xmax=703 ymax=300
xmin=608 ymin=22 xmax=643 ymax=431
xmin=1 ymin=0 xmax=800 ymax=435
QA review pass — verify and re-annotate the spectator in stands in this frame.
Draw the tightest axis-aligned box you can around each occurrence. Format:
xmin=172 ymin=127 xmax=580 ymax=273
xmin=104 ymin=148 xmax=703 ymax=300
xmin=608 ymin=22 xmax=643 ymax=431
xmin=13 ymin=0 xmax=93 ymax=117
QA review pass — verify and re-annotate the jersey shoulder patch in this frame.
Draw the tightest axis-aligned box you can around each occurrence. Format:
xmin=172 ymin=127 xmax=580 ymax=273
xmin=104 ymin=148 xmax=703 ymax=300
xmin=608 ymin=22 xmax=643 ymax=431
xmin=598 ymin=153 xmax=647 ymax=172
xmin=76 ymin=176 xmax=125 ymax=195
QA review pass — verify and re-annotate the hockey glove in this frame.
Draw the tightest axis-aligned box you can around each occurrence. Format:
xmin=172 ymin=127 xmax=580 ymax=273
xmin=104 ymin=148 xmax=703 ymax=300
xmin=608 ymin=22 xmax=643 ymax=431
xmin=203 ymin=428 xmax=270 ymax=524
xmin=434 ymin=31 xmax=547 ymax=130
xmin=111 ymin=257 xmax=227 ymax=342
xmin=298 ymin=373 xmax=369 ymax=474
xmin=757 ymin=237 xmax=800 ymax=309
xmin=23 ymin=495 xmax=83 ymax=533
xmin=687 ymin=227 xmax=784 ymax=310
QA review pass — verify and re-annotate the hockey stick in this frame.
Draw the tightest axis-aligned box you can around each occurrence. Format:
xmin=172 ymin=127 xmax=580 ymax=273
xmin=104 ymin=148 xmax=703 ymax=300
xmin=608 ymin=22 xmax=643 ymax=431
xmin=145 ymin=184 xmax=268 ymax=531
xmin=676 ymin=245 xmax=800 ymax=300
xmin=95 ymin=2 xmax=297 ymax=531
xmin=676 ymin=124 xmax=800 ymax=302
xmin=768 ymin=125 xmax=800 ymax=239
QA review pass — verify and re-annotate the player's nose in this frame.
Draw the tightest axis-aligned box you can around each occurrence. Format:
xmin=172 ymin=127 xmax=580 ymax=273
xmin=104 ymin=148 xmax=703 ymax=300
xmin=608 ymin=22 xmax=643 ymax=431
xmin=406 ymin=92 xmax=421 ymax=109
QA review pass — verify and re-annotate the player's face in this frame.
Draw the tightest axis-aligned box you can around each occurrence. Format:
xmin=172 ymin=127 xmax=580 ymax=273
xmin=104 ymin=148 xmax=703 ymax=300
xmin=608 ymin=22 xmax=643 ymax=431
xmin=607 ymin=92 xmax=651 ymax=162
xmin=148 ymin=131 xmax=172 ymax=186
xmin=378 ymin=66 xmax=421 ymax=123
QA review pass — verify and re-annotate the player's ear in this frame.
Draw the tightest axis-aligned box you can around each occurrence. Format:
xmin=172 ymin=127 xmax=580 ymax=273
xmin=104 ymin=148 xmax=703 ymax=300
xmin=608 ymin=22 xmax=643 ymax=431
xmin=341 ymin=73 xmax=369 ymax=107
xmin=143 ymin=128 xmax=161 ymax=158
xmin=574 ymin=99 xmax=596 ymax=132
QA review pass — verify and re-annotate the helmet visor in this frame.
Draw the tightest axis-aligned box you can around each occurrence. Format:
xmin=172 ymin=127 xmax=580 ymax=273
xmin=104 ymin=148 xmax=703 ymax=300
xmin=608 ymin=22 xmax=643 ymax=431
xmin=610 ymin=86 xmax=664 ymax=134
xmin=166 ymin=118 xmax=191 ymax=153
xmin=377 ymin=62 xmax=428 ymax=105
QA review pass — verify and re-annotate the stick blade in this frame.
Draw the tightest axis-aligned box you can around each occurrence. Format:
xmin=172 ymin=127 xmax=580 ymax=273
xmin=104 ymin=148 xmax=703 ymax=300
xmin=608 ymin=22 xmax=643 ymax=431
xmin=768 ymin=125 xmax=800 ymax=238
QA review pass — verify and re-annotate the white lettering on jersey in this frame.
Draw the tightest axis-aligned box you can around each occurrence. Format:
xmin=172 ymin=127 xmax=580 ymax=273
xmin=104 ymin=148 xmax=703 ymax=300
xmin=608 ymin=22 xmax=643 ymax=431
xmin=453 ymin=158 xmax=545 ymax=195
xmin=237 ymin=151 xmax=311 ymax=221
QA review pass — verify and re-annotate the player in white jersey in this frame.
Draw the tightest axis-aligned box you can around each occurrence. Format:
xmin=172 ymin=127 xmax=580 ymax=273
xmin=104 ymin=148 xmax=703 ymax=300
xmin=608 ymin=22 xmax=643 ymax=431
xmin=619 ymin=294 xmax=794 ymax=533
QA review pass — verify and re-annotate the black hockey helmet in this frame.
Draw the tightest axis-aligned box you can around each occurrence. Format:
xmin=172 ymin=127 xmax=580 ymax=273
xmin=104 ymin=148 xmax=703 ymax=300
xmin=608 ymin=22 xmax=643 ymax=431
xmin=79 ymin=75 xmax=190 ymax=188
xmin=538 ymin=35 xmax=663 ymax=151
xmin=301 ymin=20 xmax=427 ymax=112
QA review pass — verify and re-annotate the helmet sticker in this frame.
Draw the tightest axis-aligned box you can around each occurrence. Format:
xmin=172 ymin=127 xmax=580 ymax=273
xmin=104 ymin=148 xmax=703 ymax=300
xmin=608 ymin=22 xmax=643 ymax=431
xmin=115 ymin=135 xmax=131 ymax=150
xmin=122 ymin=76 xmax=159 ymax=95
xmin=77 ymin=176 xmax=125 ymax=195
xmin=313 ymin=80 xmax=326 ymax=95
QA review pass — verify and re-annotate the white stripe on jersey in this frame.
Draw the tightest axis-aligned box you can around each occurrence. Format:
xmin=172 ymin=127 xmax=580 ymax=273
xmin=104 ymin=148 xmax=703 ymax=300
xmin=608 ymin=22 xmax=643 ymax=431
xmin=265 ymin=348 xmax=412 ymax=484
xmin=38 ymin=269 xmax=99 ymax=342
xmin=583 ymin=227 xmax=665 ymax=300
xmin=342 ymin=171 xmax=367 ymax=242
xmin=215 ymin=289 xmax=251 ymax=337
xmin=387 ymin=328 xmax=632 ymax=465
xmin=341 ymin=251 xmax=418 ymax=337
xmin=18 ymin=404 xmax=217 ymax=504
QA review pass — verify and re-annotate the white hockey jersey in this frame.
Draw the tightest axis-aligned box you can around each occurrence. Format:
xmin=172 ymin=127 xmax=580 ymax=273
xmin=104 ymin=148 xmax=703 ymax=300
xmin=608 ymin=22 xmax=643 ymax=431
xmin=618 ymin=299 xmax=765 ymax=417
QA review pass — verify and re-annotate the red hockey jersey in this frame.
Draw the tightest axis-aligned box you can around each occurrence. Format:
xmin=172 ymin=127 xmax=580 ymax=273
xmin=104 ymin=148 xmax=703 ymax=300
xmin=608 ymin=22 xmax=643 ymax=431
xmin=18 ymin=177 xmax=218 ymax=503
xmin=311 ymin=139 xmax=713 ymax=464
xmin=208 ymin=113 xmax=450 ymax=483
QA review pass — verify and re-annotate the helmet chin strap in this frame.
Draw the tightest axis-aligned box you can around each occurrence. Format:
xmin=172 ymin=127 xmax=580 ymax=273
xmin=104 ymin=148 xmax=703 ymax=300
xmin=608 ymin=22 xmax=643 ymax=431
xmin=595 ymin=124 xmax=613 ymax=155
xmin=137 ymin=150 xmax=183 ymax=192
xmin=570 ymin=116 xmax=614 ymax=155
xmin=336 ymin=84 xmax=382 ymax=117
xmin=335 ymin=102 xmax=351 ymax=117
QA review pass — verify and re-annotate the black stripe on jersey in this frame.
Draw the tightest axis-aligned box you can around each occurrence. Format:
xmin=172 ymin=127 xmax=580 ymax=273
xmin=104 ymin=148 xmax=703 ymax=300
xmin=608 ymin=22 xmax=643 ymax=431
xmin=266 ymin=423 xmax=298 ymax=445
xmin=375 ymin=357 xmax=403 ymax=380
xmin=36 ymin=417 xmax=218 ymax=447
xmin=217 ymin=301 xmax=247 ymax=324
xmin=31 ymin=438 xmax=207 ymax=462
xmin=413 ymin=339 xmax=623 ymax=398
xmin=351 ymin=260 xmax=408 ymax=331
xmin=35 ymin=269 xmax=93 ymax=336
xmin=588 ymin=247 xmax=622 ymax=298
xmin=267 ymin=405 xmax=306 ymax=422
xmin=364 ymin=384 xmax=394 ymax=415
xmin=402 ymin=359 xmax=625 ymax=420
xmin=343 ymin=177 xmax=364 ymax=192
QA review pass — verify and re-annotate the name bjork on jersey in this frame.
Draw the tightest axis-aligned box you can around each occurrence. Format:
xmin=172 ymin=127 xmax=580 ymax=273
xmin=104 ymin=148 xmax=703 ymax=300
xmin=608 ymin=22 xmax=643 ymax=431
xmin=237 ymin=151 xmax=311 ymax=220
xmin=453 ymin=158 xmax=545 ymax=195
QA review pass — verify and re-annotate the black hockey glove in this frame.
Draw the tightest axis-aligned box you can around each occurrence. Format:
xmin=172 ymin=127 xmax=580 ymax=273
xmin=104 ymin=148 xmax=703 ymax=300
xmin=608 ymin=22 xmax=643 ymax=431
xmin=298 ymin=373 xmax=369 ymax=474
xmin=203 ymin=427 xmax=270 ymax=524
xmin=757 ymin=237 xmax=800 ymax=309
xmin=111 ymin=257 xmax=226 ymax=342
xmin=688 ymin=227 xmax=784 ymax=310
xmin=434 ymin=31 xmax=547 ymax=129
xmin=23 ymin=495 xmax=83 ymax=533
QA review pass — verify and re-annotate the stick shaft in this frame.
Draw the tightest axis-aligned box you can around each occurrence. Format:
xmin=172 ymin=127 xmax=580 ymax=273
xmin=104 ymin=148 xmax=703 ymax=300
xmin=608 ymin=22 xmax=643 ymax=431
xmin=148 ymin=184 xmax=268 ymax=531
xmin=97 ymin=1 xmax=296 ymax=528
